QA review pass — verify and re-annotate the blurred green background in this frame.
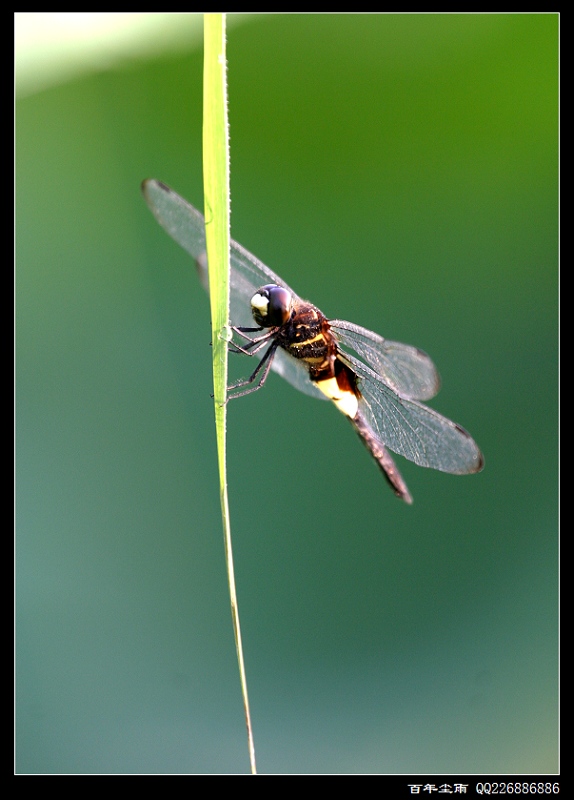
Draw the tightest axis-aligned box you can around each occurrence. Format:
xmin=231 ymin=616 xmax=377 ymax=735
xmin=16 ymin=14 xmax=558 ymax=774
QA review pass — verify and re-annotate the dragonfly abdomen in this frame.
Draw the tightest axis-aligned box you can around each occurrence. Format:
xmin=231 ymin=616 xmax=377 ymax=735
xmin=313 ymin=359 xmax=360 ymax=419
xmin=312 ymin=359 xmax=413 ymax=503
xmin=351 ymin=411 xmax=413 ymax=504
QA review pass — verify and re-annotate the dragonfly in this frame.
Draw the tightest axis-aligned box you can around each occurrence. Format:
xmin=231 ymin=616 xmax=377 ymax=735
xmin=142 ymin=179 xmax=483 ymax=503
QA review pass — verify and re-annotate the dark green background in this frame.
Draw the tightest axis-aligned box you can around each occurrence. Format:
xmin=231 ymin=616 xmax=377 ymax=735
xmin=16 ymin=14 xmax=558 ymax=774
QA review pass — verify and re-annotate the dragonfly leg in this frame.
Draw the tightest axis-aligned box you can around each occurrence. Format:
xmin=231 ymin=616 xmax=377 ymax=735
xmin=228 ymin=326 xmax=276 ymax=356
xmin=227 ymin=341 xmax=278 ymax=399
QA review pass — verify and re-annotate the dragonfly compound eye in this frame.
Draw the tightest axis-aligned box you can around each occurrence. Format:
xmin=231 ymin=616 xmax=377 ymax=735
xmin=251 ymin=284 xmax=292 ymax=328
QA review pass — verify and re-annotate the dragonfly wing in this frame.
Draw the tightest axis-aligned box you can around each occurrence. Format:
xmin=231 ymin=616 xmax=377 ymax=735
xmin=341 ymin=351 xmax=483 ymax=474
xmin=142 ymin=180 xmax=325 ymax=400
xmin=331 ymin=320 xmax=440 ymax=401
xmin=142 ymin=180 xmax=208 ymax=260
xmin=267 ymin=349 xmax=328 ymax=400
xmin=227 ymin=238 xmax=299 ymax=328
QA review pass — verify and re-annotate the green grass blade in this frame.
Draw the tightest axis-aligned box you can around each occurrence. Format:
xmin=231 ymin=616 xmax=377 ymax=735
xmin=202 ymin=13 xmax=257 ymax=775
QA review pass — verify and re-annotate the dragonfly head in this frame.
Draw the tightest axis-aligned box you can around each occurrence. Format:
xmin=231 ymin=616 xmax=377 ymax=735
xmin=251 ymin=284 xmax=293 ymax=328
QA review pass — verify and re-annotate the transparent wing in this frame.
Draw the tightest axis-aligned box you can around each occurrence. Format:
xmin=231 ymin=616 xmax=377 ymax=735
xmin=265 ymin=348 xmax=327 ymax=400
xmin=330 ymin=320 xmax=440 ymax=401
xmin=142 ymin=179 xmax=326 ymax=400
xmin=341 ymin=351 xmax=483 ymax=474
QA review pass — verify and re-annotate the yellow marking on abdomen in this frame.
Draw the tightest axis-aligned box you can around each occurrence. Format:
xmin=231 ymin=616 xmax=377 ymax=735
xmin=290 ymin=332 xmax=326 ymax=348
xmin=315 ymin=377 xmax=358 ymax=419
